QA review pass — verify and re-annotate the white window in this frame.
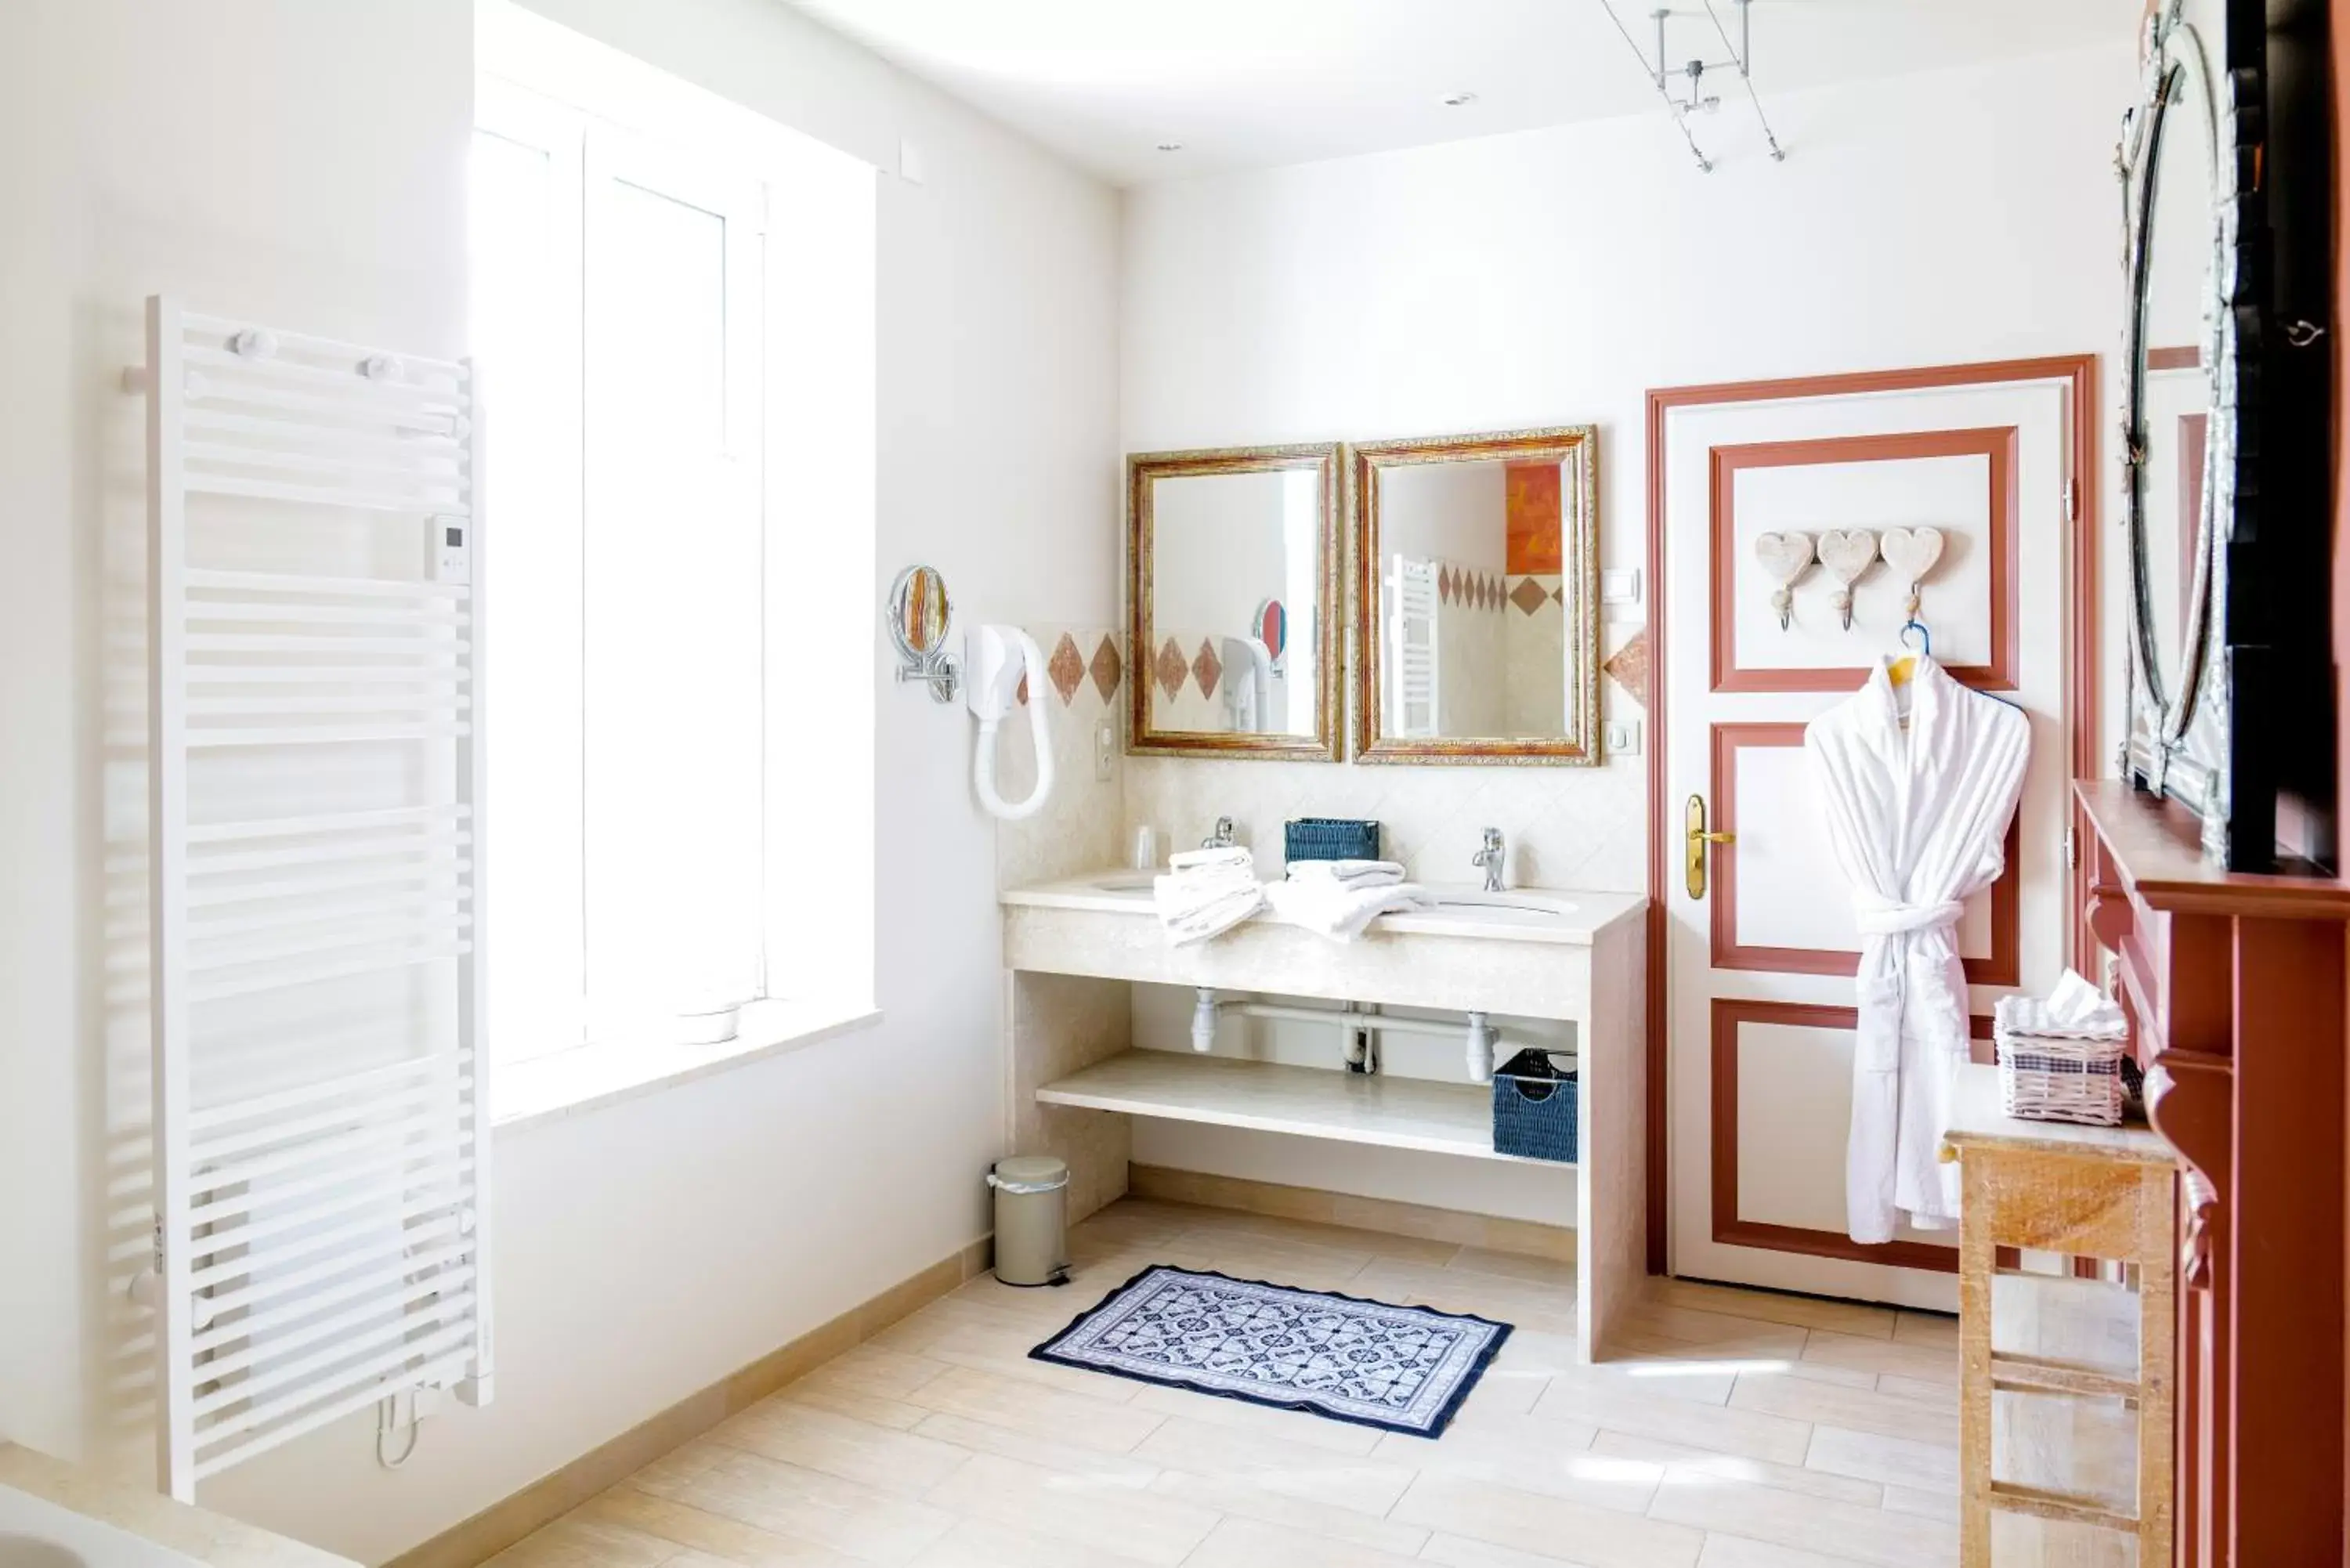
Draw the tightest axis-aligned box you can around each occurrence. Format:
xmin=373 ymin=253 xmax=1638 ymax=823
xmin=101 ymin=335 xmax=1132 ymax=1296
xmin=472 ymin=5 xmax=876 ymax=1085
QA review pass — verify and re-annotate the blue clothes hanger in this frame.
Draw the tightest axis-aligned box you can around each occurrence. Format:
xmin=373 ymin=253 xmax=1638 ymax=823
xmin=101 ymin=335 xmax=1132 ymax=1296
xmin=1889 ymin=618 xmax=2021 ymax=710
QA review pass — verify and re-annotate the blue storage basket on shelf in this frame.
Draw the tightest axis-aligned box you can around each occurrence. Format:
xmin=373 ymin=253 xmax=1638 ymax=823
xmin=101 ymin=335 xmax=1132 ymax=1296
xmin=1285 ymin=818 xmax=1381 ymax=862
xmin=1492 ymin=1049 xmax=1578 ymax=1162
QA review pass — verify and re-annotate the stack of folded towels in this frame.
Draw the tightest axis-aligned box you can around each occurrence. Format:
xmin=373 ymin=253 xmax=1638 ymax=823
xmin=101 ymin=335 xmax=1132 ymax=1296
xmin=1153 ymin=845 xmax=1267 ymax=946
xmin=1264 ymin=858 xmax=1429 ymax=942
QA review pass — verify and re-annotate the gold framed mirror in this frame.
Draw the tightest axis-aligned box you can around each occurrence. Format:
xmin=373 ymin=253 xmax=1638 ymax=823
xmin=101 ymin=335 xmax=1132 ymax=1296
xmin=1127 ymin=443 xmax=1343 ymax=761
xmin=1350 ymin=427 xmax=1600 ymax=764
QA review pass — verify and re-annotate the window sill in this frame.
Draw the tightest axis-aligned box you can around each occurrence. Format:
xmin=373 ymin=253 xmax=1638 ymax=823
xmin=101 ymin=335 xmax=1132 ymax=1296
xmin=492 ymin=999 xmax=883 ymax=1131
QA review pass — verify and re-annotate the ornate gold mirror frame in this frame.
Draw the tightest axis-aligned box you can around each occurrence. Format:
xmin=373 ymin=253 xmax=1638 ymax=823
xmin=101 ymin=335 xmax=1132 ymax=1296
xmin=1350 ymin=427 xmax=1601 ymax=765
xmin=1126 ymin=443 xmax=1344 ymax=761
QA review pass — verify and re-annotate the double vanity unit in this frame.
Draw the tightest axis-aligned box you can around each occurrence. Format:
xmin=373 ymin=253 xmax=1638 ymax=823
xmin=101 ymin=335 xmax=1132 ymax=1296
xmin=998 ymin=873 xmax=1648 ymax=1360
xmin=926 ymin=421 xmax=1643 ymax=1351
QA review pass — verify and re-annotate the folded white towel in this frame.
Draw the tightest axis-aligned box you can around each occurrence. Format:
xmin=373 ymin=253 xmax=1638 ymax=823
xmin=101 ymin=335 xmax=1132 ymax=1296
xmin=1285 ymin=858 xmax=1406 ymax=887
xmin=1264 ymin=876 xmax=1429 ymax=943
xmin=1994 ymin=969 xmax=2128 ymax=1040
xmin=1155 ymin=871 xmax=1256 ymax=918
xmin=1162 ymin=887 xmax=1266 ymax=946
xmin=2044 ymin=968 xmax=2125 ymax=1031
xmin=1155 ymin=845 xmax=1265 ymax=945
xmin=1170 ymin=844 xmax=1253 ymax=873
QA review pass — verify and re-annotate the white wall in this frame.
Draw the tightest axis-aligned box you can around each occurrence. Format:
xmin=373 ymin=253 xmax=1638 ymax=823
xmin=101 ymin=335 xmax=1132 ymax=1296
xmin=1150 ymin=470 xmax=1292 ymax=635
xmin=0 ymin=0 xmax=478 ymax=1488
xmin=0 ymin=0 xmax=1119 ymax=1560
xmin=1382 ymin=459 xmax=1509 ymax=575
xmin=1119 ymin=42 xmax=2131 ymax=1219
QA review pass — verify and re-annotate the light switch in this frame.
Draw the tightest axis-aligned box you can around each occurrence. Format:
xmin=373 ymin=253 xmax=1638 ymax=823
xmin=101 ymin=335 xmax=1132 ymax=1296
xmin=1605 ymin=718 xmax=1641 ymax=756
xmin=1600 ymin=568 xmax=1642 ymax=605
xmin=1094 ymin=721 xmax=1115 ymax=782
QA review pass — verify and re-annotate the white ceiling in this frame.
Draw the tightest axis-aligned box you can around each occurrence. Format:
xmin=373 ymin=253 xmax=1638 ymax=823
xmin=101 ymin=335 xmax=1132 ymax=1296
xmin=784 ymin=0 xmax=2138 ymax=185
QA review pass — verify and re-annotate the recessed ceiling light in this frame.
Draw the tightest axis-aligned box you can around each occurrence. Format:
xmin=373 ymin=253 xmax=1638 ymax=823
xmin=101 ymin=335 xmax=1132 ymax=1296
xmin=1155 ymin=141 xmax=1184 ymax=153
xmin=1441 ymin=91 xmax=1480 ymax=107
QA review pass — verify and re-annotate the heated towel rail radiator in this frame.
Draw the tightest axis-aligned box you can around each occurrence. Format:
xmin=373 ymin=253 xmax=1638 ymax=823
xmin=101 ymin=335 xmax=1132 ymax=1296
xmin=132 ymin=296 xmax=491 ymax=1498
xmin=1387 ymin=557 xmax=1440 ymax=739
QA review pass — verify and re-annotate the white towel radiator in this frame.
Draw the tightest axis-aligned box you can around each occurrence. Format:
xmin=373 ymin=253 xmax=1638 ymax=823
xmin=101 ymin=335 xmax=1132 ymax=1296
xmin=1388 ymin=556 xmax=1440 ymax=739
xmin=132 ymin=296 xmax=491 ymax=1498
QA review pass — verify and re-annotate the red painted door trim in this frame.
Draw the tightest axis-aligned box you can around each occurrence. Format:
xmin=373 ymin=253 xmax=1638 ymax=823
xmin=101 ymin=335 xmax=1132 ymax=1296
xmin=1643 ymin=353 xmax=2100 ymax=1274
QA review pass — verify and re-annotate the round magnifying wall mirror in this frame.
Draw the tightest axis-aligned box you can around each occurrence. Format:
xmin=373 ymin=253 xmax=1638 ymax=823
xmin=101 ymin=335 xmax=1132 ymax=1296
xmin=888 ymin=564 xmax=953 ymax=663
xmin=2120 ymin=0 xmax=2229 ymax=815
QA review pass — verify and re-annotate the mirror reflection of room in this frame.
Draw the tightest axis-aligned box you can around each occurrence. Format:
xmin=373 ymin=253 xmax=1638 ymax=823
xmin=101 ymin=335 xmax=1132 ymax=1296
xmin=1147 ymin=468 xmax=1319 ymax=737
xmin=1381 ymin=457 xmax=1575 ymax=740
xmin=2135 ymin=3 xmax=2217 ymax=681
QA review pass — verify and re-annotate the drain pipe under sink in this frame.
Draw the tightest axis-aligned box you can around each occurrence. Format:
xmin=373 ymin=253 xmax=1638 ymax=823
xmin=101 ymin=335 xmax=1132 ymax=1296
xmin=1190 ymin=988 xmax=1504 ymax=1083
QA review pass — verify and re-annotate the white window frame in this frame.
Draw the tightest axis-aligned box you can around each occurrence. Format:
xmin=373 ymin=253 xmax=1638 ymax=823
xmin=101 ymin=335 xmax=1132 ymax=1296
xmin=475 ymin=7 xmax=879 ymax=1122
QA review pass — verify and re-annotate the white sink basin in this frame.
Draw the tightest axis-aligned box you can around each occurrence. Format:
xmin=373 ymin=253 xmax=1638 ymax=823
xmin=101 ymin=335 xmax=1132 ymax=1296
xmin=1007 ymin=870 xmax=1635 ymax=946
xmin=1073 ymin=871 xmax=1577 ymax=926
xmin=1419 ymin=888 xmax=1581 ymax=923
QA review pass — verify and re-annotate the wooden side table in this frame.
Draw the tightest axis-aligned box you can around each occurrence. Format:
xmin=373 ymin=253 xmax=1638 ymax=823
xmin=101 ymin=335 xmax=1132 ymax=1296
xmin=1940 ymin=1063 xmax=2178 ymax=1567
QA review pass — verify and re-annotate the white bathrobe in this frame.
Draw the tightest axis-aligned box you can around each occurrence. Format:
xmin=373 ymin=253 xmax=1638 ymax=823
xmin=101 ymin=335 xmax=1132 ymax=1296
xmin=1804 ymin=656 xmax=2029 ymax=1244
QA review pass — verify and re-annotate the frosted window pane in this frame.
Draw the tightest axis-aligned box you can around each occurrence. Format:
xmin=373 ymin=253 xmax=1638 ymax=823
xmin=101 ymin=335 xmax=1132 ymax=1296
xmin=584 ymin=179 xmax=764 ymax=1035
xmin=471 ymin=128 xmax=588 ymax=1061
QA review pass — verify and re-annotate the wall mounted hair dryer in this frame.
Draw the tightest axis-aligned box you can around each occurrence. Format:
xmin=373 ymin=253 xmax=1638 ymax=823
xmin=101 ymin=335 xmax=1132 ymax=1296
xmin=966 ymin=625 xmax=1054 ymax=820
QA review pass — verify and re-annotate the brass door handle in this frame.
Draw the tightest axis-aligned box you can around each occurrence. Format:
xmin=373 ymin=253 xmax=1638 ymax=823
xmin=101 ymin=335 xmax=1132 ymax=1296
xmin=1685 ymin=793 xmax=1736 ymax=899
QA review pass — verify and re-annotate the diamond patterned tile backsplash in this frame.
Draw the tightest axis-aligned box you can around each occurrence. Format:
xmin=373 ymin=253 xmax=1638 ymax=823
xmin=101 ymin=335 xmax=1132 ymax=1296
xmin=1190 ymin=639 xmax=1222 ymax=702
xmin=1153 ymin=637 xmax=1188 ymax=703
xmin=995 ymin=627 xmax=1128 ymax=891
xmin=1603 ymin=627 xmax=1650 ymax=706
xmin=1123 ymin=753 xmax=1644 ymax=891
xmin=1046 ymin=632 xmax=1086 ymax=705
xmin=996 ymin=620 xmax=1651 ymax=896
xmin=1088 ymin=636 xmax=1123 ymax=703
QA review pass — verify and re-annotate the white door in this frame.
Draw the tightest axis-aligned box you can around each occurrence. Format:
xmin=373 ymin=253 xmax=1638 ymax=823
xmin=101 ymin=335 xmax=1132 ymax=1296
xmin=1660 ymin=373 xmax=2080 ymax=1310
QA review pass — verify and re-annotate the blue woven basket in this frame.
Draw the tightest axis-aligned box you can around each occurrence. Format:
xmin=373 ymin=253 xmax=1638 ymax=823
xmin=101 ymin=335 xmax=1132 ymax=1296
xmin=1492 ymin=1050 xmax=1578 ymax=1162
xmin=1285 ymin=818 xmax=1381 ymax=862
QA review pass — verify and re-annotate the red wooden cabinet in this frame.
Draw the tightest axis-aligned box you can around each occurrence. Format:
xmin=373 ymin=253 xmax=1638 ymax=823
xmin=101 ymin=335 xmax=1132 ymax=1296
xmin=2075 ymin=782 xmax=2350 ymax=1567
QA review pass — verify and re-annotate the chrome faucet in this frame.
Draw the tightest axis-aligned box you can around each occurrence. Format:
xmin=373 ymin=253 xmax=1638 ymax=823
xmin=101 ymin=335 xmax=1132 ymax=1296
xmin=1472 ymin=827 xmax=1506 ymax=892
xmin=1202 ymin=816 xmax=1236 ymax=851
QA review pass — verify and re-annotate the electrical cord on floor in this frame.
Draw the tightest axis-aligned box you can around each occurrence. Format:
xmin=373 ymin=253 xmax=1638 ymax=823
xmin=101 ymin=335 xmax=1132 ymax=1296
xmin=376 ymin=1395 xmax=421 ymax=1469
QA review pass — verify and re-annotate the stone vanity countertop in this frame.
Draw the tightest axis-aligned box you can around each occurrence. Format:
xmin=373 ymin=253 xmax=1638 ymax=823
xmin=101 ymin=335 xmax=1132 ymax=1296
xmin=0 ymin=1443 xmax=356 ymax=1568
xmin=1000 ymin=874 xmax=1646 ymax=946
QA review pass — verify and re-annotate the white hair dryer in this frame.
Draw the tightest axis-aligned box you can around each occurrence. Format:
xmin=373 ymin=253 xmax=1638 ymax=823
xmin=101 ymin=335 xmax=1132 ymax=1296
xmin=966 ymin=626 xmax=1054 ymax=820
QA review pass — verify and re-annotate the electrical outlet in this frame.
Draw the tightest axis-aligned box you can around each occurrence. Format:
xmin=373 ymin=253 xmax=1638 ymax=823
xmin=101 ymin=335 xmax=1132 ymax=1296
xmin=1605 ymin=718 xmax=1641 ymax=756
xmin=1094 ymin=721 xmax=1115 ymax=782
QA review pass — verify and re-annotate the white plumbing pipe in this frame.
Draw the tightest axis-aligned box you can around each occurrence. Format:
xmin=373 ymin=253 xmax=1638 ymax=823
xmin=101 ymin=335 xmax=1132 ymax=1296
xmin=1234 ymin=1001 xmax=1459 ymax=1039
xmin=1463 ymin=1012 xmax=1497 ymax=1085
xmin=1190 ymin=988 xmax=1221 ymax=1052
xmin=1191 ymin=990 xmax=1555 ymax=1083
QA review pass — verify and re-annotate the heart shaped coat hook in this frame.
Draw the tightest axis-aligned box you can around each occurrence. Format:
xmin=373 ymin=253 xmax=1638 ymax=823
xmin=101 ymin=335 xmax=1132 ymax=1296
xmin=1815 ymin=529 xmax=1878 ymax=631
xmin=1753 ymin=531 xmax=1814 ymax=630
xmin=1878 ymin=527 xmax=1944 ymax=620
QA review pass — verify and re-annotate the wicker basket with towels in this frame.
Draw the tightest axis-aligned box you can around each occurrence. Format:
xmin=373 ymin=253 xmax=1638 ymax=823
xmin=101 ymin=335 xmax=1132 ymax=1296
xmin=1992 ymin=969 xmax=2131 ymax=1126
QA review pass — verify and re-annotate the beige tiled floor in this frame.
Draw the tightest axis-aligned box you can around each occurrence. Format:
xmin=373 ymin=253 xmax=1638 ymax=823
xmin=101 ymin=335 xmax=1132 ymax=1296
xmin=487 ymin=1199 xmax=1973 ymax=1568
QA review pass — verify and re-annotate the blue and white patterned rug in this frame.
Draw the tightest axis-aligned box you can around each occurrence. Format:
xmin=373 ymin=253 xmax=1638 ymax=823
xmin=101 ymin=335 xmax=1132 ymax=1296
xmin=1030 ymin=1266 xmax=1512 ymax=1436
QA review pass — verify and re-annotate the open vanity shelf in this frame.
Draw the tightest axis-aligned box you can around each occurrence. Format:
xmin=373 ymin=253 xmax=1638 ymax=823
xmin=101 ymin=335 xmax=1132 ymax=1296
xmin=1035 ymin=1050 xmax=1567 ymax=1165
xmin=1000 ymin=874 xmax=1645 ymax=1358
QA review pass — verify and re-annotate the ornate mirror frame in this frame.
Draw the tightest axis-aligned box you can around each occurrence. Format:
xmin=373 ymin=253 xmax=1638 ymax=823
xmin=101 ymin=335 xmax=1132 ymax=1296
xmin=2119 ymin=0 xmax=2239 ymax=855
xmin=1349 ymin=427 xmax=1601 ymax=765
xmin=1126 ymin=443 xmax=1345 ymax=761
